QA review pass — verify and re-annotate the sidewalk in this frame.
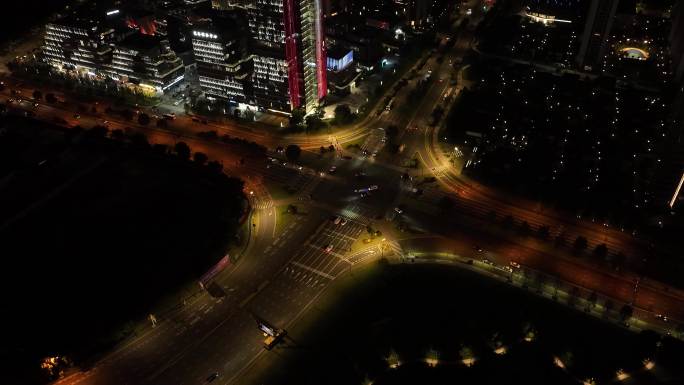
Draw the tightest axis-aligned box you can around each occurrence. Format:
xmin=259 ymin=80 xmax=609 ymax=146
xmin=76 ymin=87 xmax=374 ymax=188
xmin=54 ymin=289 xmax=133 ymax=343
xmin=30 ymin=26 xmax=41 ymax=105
xmin=390 ymin=250 xmax=681 ymax=340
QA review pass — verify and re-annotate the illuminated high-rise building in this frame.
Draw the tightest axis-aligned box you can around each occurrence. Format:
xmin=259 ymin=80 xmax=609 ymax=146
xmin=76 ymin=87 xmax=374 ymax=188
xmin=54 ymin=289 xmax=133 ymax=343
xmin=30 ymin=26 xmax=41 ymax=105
xmin=42 ymin=7 xmax=184 ymax=94
xmin=191 ymin=14 xmax=253 ymax=104
xmin=42 ymin=16 xmax=115 ymax=72
xmin=248 ymin=0 xmax=327 ymax=113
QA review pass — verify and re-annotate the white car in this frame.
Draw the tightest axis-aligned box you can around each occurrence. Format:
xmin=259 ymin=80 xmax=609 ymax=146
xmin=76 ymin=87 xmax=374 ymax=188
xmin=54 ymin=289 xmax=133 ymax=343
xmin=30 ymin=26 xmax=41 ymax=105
xmin=333 ymin=217 xmax=341 ymax=225
xmin=369 ymin=185 xmax=379 ymax=191
xmin=324 ymin=244 xmax=334 ymax=253
xmin=394 ymin=207 xmax=403 ymax=214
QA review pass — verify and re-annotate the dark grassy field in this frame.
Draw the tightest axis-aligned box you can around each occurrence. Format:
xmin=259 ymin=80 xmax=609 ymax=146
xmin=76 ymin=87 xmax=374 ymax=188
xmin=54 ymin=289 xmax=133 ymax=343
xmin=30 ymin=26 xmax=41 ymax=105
xmin=0 ymin=1 xmax=72 ymax=46
xmin=255 ymin=262 xmax=684 ymax=385
xmin=0 ymin=119 xmax=246 ymax=384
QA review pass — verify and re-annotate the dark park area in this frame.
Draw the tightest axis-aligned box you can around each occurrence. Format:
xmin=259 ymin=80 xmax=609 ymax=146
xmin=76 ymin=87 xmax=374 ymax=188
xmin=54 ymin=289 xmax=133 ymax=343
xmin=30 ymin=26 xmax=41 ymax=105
xmin=0 ymin=117 xmax=246 ymax=384
xmin=253 ymin=262 xmax=684 ymax=385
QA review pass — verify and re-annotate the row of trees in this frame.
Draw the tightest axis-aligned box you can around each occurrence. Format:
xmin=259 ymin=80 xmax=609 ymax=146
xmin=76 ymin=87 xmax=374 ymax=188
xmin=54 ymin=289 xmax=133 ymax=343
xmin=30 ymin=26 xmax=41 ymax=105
xmin=76 ymin=124 xmax=227 ymax=176
xmin=285 ymin=102 xmax=354 ymax=133
xmin=483 ymin=210 xmax=627 ymax=267
xmin=288 ymin=108 xmax=327 ymax=132
xmin=429 ymin=197 xmax=628 ymax=269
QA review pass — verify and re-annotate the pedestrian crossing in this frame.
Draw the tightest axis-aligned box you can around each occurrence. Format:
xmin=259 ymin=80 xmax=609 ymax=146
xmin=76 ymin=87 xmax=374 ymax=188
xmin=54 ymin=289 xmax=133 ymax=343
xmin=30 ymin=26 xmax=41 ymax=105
xmin=337 ymin=202 xmax=377 ymax=222
xmin=280 ymin=216 xmax=367 ymax=285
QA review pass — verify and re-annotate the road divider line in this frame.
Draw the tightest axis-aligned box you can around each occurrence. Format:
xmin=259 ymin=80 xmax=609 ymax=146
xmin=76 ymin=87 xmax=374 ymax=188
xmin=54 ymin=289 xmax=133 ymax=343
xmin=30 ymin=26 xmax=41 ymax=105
xmin=291 ymin=261 xmax=335 ymax=280
xmin=239 ymin=280 xmax=270 ymax=308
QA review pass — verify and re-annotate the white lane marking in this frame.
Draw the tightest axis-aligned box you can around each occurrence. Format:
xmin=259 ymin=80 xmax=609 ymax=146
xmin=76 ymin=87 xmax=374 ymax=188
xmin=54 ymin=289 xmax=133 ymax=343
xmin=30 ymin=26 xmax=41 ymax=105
xmin=291 ymin=261 xmax=335 ymax=280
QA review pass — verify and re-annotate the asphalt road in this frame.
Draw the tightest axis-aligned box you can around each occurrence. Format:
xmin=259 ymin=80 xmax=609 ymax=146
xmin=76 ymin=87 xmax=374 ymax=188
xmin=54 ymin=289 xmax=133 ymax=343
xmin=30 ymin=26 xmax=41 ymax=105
xmin=1 ymin=2 xmax=682 ymax=384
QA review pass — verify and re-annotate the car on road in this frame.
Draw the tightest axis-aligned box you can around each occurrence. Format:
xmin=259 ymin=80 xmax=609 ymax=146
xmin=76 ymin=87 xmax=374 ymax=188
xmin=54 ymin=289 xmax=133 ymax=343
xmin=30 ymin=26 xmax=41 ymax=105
xmin=328 ymin=166 xmax=337 ymax=174
xmin=473 ymin=245 xmax=483 ymax=252
xmin=333 ymin=216 xmax=341 ymax=225
xmin=324 ymin=244 xmax=334 ymax=253
xmin=510 ymin=261 xmax=521 ymax=269
xmin=394 ymin=207 xmax=403 ymax=214
xmin=340 ymin=218 xmax=348 ymax=226
xmin=369 ymin=185 xmax=379 ymax=191
xmin=205 ymin=372 xmax=219 ymax=383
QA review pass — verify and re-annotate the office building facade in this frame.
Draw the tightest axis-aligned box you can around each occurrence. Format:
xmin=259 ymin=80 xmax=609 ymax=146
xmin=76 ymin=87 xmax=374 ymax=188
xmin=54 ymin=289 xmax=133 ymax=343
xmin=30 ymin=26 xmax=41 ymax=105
xmin=42 ymin=19 xmax=115 ymax=71
xmin=42 ymin=10 xmax=185 ymax=94
xmin=191 ymin=18 xmax=253 ymax=103
xmin=248 ymin=0 xmax=327 ymax=113
xmin=107 ymin=35 xmax=185 ymax=92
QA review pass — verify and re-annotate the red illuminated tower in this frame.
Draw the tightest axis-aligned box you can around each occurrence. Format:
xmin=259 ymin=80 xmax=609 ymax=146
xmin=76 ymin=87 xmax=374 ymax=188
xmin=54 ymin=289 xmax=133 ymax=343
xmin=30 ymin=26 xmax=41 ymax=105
xmin=249 ymin=0 xmax=327 ymax=113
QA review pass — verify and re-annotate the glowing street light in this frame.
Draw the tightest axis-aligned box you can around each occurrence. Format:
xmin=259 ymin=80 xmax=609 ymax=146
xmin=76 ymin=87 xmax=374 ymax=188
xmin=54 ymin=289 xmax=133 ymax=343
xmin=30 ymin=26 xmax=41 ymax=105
xmin=425 ymin=348 xmax=440 ymax=367
xmin=386 ymin=349 xmax=401 ymax=369
xmin=644 ymin=359 xmax=655 ymax=370
xmin=669 ymin=171 xmax=684 ymax=209
xmin=553 ymin=356 xmax=566 ymax=369
xmin=616 ymin=368 xmax=629 ymax=381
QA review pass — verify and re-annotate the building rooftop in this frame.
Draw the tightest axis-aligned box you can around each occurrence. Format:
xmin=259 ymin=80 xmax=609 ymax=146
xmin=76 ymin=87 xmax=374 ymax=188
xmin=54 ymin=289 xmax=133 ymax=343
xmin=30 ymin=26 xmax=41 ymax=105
xmin=117 ymin=34 xmax=167 ymax=53
xmin=51 ymin=0 xmax=126 ymax=32
xmin=327 ymin=45 xmax=353 ymax=60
